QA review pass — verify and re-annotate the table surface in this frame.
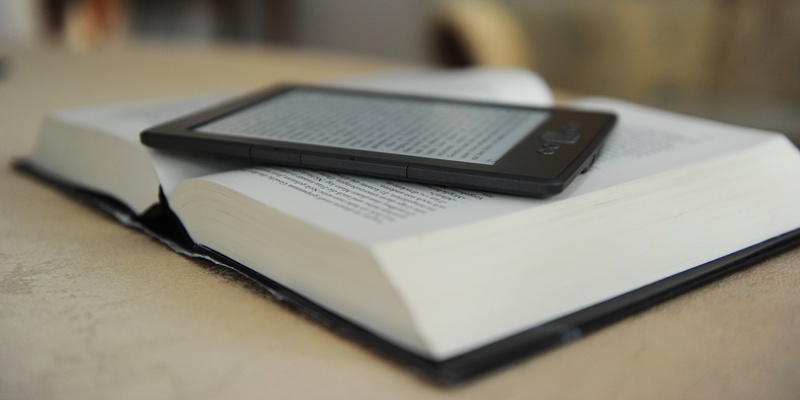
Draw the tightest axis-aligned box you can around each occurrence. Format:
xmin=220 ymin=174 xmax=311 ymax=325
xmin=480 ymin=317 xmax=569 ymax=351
xmin=1 ymin=42 xmax=799 ymax=400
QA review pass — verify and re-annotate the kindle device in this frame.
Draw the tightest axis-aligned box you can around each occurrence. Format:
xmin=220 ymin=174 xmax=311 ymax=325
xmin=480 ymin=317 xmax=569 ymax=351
xmin=141 ymin=85 xmax=617 ymax=197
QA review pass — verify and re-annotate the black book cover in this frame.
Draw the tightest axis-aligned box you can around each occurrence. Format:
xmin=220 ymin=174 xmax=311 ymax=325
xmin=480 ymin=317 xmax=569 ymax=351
xmin=14 ymin=160 xmax=800 ymax=385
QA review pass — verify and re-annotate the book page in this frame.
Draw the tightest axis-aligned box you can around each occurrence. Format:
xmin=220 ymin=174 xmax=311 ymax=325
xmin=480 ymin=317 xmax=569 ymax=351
xmin=51 ymin=93 xmax=248 ymax=195
xmin=564 ymin=97 xmax=774 ymax=193
xmin=187 ymin=97 xmax=778 ymax=244
xmin=30 ymin=93 xmax=246 ymax=214
xmin=54 ymin=93 xmax=239 ymax=145
xmin=195 ymin=167 xmax=535 ymax=244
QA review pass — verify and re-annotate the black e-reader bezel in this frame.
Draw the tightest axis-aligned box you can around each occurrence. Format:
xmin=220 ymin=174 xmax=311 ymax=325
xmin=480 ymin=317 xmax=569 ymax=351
xmin=140 ymin=84 xmax=617 ymax=197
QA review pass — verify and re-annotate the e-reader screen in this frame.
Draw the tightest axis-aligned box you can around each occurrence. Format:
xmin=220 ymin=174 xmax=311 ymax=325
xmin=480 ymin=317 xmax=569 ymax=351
xmin=194 ymin=88 xmax=551 ymax=166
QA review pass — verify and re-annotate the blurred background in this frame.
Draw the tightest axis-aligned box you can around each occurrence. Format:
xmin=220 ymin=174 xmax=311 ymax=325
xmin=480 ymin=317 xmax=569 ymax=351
xmin=1 ymin=0 xmax=799 ymax=143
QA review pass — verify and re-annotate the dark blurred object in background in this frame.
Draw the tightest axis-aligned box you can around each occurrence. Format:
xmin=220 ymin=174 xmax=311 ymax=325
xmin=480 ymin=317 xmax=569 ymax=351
xmin=38 ymin=0 xmax=294 ymax=47
xmin=127 ymin=0 xmax=295 ymax=44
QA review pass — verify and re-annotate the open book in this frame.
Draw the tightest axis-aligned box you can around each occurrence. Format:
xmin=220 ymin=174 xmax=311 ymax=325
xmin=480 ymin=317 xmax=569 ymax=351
xmin=19 ymin=68 xmax=800 ymax=384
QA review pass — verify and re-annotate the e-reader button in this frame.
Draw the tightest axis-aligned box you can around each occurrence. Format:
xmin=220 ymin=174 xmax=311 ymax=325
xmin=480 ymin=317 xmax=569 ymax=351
xmin=537 ymin=143 xmax=560 ymax=156
xmin=542 ymin=124 xmax=581 ymax=145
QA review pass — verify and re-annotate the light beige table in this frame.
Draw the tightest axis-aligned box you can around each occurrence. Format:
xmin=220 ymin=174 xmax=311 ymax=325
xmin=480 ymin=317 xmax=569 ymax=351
xmin=1 ymin=42 xmax=799 ymax=399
